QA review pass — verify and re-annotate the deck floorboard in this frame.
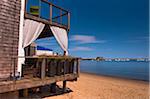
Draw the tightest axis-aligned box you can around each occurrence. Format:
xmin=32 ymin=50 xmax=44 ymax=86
xmin=0 ymin=74 xmax=78 ymax=93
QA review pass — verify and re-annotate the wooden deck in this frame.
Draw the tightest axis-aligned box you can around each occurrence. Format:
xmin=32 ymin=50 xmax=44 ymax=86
xmin=0 ymin=73 xmax=78 ymax=94
xmin=0 ymin=0 xmax=77 ymax=95
xmin=0 ymin=56 xmax=80 ymax=94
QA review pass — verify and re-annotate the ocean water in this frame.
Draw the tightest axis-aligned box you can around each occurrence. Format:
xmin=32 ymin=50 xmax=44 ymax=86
xmin=80 ymin=60 xmax=149 ymax=81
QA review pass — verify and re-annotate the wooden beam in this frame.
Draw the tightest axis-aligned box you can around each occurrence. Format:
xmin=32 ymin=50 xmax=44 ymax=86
xmin=0 ymin=74 xmax=78 ymax=94
xmin=63 ymin=80 xmax=67 ymax=92
xmin=41 ymin=58 xmax=46 ymax=79
xmin=63 ymin=61 xmax=66 ymax=75
xmin=68 ymin=13 xmax=70 ymax=30
xmin=76 ymin=59 xmax=80 ymax=77
xmin=25 ymin=13 xmax=68 ymax=30
xmin=50 ymin=82 xmax=56 ymax=93
xmin=50 ymin=4 xmax=52 ymax=24
xmin=23 ymin=89 xmax=28 ymax=97
xmin=12 ymin=55 xmax=79 ymax=60
xmin=25 ymin=0 xmax=28 ymax=13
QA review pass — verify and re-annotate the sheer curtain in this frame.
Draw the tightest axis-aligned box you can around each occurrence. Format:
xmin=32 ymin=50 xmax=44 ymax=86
xmin=50 ymin=26 xmax=69 ymax=55
xmin=18 ymin=19 xmax=45 ymax=74
xmin=18 ymin=19 xmax=68 ymax=75
xmin=23 ymin=19 xmax=45 ymax=48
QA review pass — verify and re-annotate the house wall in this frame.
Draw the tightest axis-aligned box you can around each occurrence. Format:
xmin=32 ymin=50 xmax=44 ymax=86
xmin=0 ymin=0 xmax=21 ymax=78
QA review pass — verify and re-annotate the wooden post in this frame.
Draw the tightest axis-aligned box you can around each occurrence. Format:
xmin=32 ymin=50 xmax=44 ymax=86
xmin=50 ymin=82 xmax=56 ymax=93
xmin=25 ymin=0 xmax=28 ymax=13
xmin=68 ymin=13 xmax=70 ymax=30
xmin=63 ymin=60 xmax=66 ymax=75
xmin=63 ymin=80 xmax=67 ymax=92
xmin=50 ymin=4 xmax=53 ymax=24
xmin=76 ymin=59 xmax=80 ymax=77
xmin=41 ymin=58 xmax=46 ymax=79
xmin=23 ymin=89 xmax=28 ymax=97
xmin=63 ymin=52 xmax=67 ymax=75
xmin=35 ymin=58 xmax=39 ymax=77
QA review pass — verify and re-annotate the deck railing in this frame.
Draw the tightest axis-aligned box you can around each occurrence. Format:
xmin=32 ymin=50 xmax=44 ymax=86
xmin=25 ymin=0 xmax=70 ymax=30
xmin=1 ymin=56 xmax=80 ymax=82
xmin=0 ymin=56 xmax=80 ymax=93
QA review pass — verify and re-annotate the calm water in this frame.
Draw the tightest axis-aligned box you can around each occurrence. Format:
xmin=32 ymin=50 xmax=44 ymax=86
xmin=80 ymin=61 xmax=149 ymax=81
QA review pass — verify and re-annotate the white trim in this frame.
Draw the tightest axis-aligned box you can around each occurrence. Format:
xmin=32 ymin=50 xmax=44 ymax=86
xmin=17 ymin=0 xmax=25 ymax=75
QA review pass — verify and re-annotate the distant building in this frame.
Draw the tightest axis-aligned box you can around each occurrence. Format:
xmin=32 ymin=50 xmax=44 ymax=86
xmin=96 ymin=57 xmax=105 ymax=61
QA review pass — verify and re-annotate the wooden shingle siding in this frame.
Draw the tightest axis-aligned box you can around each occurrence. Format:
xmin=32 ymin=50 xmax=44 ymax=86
xmin=0 ymin=0 xmax=21 ymax=78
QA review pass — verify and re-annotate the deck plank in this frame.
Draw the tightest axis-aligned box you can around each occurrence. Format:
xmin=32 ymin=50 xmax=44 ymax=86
xmin=0 ymin=74 xmax=78 ymax=93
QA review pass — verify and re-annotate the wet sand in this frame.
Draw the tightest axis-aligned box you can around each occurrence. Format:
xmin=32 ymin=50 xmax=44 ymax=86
xmin=44 ymin=73 xmax=149 ymax=99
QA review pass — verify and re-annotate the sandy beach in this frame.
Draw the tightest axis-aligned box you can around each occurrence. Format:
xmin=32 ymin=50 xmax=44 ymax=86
xmin=44 ymin=73 xmax=149 ymax=99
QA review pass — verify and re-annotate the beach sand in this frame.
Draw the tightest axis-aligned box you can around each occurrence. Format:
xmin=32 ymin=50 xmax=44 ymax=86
xmin=44 ymin=73 xmax=149 ymax=99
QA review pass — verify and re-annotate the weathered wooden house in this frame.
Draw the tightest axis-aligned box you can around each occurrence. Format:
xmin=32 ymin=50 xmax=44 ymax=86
xmin=0 ymin=0 xmax=80 ymax=98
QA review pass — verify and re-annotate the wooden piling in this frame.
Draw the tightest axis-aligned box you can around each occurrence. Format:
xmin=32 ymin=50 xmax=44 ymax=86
xmin=63 ymin=80 xmax=67 ymax=92
xmin=23 ymin=89 xmax=28 ymax=97
xmin=50 ymin=82 xmax=57 ymax=93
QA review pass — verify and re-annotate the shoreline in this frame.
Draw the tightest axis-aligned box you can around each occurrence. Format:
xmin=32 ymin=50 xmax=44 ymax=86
xmin=81 ymin=71 xmax=149 ymax=82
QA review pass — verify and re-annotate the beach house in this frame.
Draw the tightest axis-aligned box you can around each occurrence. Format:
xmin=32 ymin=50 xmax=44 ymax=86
xmin=0 ymin=0 xmax=80 ymax=98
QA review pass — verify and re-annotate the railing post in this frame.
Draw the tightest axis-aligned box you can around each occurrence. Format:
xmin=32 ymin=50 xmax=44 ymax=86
xmin=63 ymin=60 xmax=65 ymax=75
xmin=64 ymin=60 xmax=66 ymax=74
xmin=63 ymin=80 xmax=67 ymax=92
xmin=68 ymin=13 xmax=70 ymax=30
xmin=25 ymin=0 xmax=28 ymax=13
xmin=50 ymin=4 xmax=53 ymax=24
xmin=39 ymin=0 xmax=41 ymax=18
xmin=76 ymin=59 xmax=80 ymax=77
xmin=41 ymin=58 xmax=46 ymax=79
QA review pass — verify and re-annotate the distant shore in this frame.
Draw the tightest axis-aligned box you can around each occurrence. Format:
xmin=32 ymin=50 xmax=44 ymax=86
xmin=45 ymin=73 xmax=149 ymax=99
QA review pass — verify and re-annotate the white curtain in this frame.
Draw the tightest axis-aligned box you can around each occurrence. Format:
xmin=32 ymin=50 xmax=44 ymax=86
xmin=17 ymin=19 xmax=45 ymax=75
xmin=50 ymin=26 xmax=69 ymax=55
xmin=17 ymin=0 xmax=25 ymax=74
xmin=23 ymin=19 xmax=45 ymax=48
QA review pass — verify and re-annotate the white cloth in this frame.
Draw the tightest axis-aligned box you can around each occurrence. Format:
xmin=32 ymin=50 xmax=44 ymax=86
xmin=23 ymin=19 xmax=45 ymax=48
xmin=17 ymin=0 xmax=26 ymax=75
xmin=17 ymin=19 xmax=45 ymax=75
xmin=50 ymin=26 xmax=69 ymax=55
xmin=18 ymin=19 xmax=68 ymax=75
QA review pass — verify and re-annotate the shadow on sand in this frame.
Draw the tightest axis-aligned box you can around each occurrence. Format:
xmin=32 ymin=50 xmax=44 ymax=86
xmin=19 ymin=85 xmax=73 ymax=99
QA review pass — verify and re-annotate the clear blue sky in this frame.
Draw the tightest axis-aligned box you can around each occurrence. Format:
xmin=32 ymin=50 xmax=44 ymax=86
xmin=29 ymin=0 xmax=149 ymax=58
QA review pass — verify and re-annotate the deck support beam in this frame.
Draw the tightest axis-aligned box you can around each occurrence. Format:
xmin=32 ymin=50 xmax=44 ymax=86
xmin=23 ymin=89 xmax=28 ymax=97
xmin=50 ymin=82 xmax=57 ymax=93
xmin=77 ymin=59 xmax=80 ymax=77
xmin=63 ymin=80 xmax=67 ymax=92
xmin=41 ymin=58 xmax=46 ymax=79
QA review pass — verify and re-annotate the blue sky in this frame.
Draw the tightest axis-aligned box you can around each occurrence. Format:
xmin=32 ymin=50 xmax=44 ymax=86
xmin=29 ymin=0 xmax=149 ymax=58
